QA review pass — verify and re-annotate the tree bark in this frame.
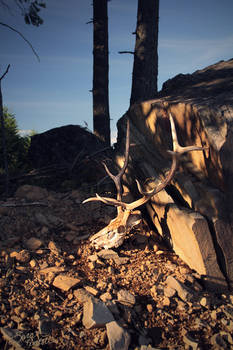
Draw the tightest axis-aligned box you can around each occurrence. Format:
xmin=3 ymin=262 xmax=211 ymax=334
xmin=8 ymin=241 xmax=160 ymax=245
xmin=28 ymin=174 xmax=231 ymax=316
xmin=130 ymin=0 xmax=159 ymax=105
xmin=0 ymin=65 xmax=10 ymax=197
xmin=93 ymin=0 xmax=110 ymax=146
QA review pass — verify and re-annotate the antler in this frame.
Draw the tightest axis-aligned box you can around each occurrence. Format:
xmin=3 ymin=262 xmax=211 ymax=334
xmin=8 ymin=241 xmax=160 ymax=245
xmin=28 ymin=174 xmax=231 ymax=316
xmin=83 ymin=114 xmax=206 ymax=210
xmin=83 ymin=113 xmax=207 ymax=249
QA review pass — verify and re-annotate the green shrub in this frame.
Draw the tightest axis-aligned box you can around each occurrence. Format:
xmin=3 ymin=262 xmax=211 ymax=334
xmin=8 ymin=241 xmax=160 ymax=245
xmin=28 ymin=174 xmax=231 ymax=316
xmin=0 ymin=107 xmax=34 ymax=174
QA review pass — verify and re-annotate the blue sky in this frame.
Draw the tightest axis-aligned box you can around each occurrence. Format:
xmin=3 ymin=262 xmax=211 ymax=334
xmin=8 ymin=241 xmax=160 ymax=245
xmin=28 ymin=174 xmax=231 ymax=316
xmin=0 ymin=0 xmax=233 ymax=141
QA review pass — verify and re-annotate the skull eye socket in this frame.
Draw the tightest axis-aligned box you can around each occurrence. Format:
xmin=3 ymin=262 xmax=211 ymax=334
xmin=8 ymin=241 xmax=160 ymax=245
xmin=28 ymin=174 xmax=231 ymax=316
xmin=118 ymin=225 xmax=125 ymax=233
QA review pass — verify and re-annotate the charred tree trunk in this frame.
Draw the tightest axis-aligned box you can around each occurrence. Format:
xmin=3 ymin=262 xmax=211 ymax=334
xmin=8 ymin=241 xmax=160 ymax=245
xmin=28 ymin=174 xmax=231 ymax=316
xmin=130 ymin=0 xmax=159 ymax=105
xmin=0 ymin=65 xmax=10 ymax=197
xmin=93 ymin=0 xmax=110 ymax=146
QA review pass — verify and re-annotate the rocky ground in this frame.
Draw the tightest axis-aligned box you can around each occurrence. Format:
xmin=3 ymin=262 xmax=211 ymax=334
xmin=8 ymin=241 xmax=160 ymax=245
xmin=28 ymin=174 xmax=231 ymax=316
xmin=0 ymin=184 xmax=233 ymax=350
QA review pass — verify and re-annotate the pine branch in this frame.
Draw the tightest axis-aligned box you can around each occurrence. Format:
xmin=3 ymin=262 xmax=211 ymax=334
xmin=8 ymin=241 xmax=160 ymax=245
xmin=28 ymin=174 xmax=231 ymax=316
xmin=0 ymin=22 xmax=40 ymax=62
xmin=0 ymin=64 xmax=10 ymax=80
xmin=118 ymin=51 xmax=134 ymax=55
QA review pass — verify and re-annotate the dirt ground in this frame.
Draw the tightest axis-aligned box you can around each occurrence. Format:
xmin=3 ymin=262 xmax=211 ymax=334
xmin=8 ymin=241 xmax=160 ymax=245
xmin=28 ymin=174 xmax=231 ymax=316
xmin=0 ymin=185 xmax=232 ymax=349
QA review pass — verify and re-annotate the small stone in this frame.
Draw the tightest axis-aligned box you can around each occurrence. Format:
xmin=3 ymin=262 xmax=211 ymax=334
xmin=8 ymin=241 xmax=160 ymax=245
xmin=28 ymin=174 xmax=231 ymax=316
xmin=117 ymin=289 xmax=136 ymax=307
xmin=36 ymin=249 xmax=44 ymax=255
xmin=108 ymin=266 xmax=115 ymax=274
xmin=200 ymin=296 xmax=210 ymax=307
xmin=88 ymin=254 xmax=98 ymax=262
xmin=162 ymin=297 xmax=170 ymax=307
xmin=9 ymin=251 xmax=18 ymax=258
xmin=97 ymin=281 xmax=107 ymax=291
xmin=54 ymin=310 xmax=63 ymax=318
xmin=140 ymin=264 xmax=146 ymax=272
xmin=15 ymin=250 xmax=31 ymax=263
xmin=73 ymin=288 xmax=92 ymax=304
xmin=48 ymin=241 xmax=61 ymax=255
xmin=20 ymin=312 xmax=27 ymax=320
xmin=53 ymin=274 xmax=80 ymax=291
xmin=29 ymin=259 xmax=37 ymax=268
xmin=164 ymin=286 xmax=176 ymax=298
xmin=84 ymin=286 xmax=99 ymax=296
xmin=15 ymin=266 xmax=27 ymax=272
xmin=39 ymin=266 xmax=65 ymax=274
xmin=100 ymin=292 xmax=112 ymax=302
xmin=211 ymin=310 xmax=217 ymax=320
xmin=114 ymin=257 xmax=129 ymax=265
xmin=166 ymin=275 xmax=194 ymax=302
xmin=155 ymin=250 xmax=164 ymax=255
xmin=68 ymin=254 xmax=75 ymax=261
xmin=25 ymin=237 xmax=42 ymax=251
xmin=79 ymin=330 xmax=85 ymax=339
xmin=98 ymin=249 xmax=118 ymax=260
xmin=107 ymin=283 xmax=113 ymax=292
xmin=150 ymin=285 xmax=157 ymax=299
xmin=152 ymin=243 xmax=159 ymax=252
xmin=176 ymin=299 xmax=186 ymax=311
xmin=147 ymin=304 xmax=153 ymax=313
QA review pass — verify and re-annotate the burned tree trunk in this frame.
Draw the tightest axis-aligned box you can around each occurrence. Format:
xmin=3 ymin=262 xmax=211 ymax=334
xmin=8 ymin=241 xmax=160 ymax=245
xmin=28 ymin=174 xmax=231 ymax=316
xmin=130 ymin=0 xmax=159 ymax=105
xmin=0 ymin=65 xmax=10 ymax=197
xmin=92 ymin=0 xmax=111 ymax=146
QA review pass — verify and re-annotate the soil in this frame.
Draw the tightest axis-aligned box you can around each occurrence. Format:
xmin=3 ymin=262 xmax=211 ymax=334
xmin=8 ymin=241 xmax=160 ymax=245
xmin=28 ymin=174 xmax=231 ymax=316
xmin=0 ymin=185 xmax=232 ymax=350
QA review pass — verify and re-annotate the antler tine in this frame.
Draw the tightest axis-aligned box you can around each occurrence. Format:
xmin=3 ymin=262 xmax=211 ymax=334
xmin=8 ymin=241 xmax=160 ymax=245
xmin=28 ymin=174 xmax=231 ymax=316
xmin=82 ymin=118 xmax=130 ymax=210
xmin=168 ymin=113 xmax=206 ymax=155
xmin=83 ymin=193 xmax=128 ymax=208
xmin=102 ymin=118 xmax=130 ymax=202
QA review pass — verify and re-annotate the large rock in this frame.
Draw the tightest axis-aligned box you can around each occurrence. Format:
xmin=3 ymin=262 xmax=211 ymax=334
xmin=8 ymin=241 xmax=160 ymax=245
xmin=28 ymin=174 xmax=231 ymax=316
xmin=27 ymin=124 xmax=112 ymax=186
xmin=106 ymin=321 xmax=131 ymax=350
xmin=82 ymin=297 xmax=114 ymax=329
xmin=116 ymin=58 xmax=233 ymax=291
xmin=28 ymin=124 xmax=105 ymax=168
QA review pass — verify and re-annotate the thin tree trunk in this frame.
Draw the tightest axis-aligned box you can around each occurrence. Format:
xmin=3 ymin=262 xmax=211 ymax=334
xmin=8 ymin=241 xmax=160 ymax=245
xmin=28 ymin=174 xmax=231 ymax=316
xmin=0 ymin=65 xmax=10 ymax=197
xmin=130 ymin=0 xmax=159 ymax=105
xmin=93 ymin=0 xmax=110 ymax=146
